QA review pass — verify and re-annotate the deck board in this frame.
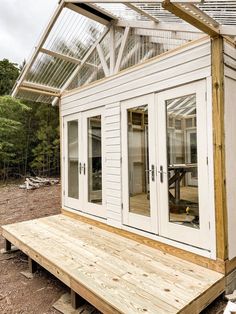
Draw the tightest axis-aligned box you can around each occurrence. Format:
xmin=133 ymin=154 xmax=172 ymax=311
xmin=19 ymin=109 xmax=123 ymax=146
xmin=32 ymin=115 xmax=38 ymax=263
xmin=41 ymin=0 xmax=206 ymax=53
xmin=1 ymin=214 xmax=224 ymax=314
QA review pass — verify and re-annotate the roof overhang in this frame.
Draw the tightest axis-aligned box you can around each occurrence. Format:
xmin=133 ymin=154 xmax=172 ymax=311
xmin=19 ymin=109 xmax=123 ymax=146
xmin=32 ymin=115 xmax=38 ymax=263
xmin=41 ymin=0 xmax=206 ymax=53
xmin=12 ymin=0 xmax=236 ymax=105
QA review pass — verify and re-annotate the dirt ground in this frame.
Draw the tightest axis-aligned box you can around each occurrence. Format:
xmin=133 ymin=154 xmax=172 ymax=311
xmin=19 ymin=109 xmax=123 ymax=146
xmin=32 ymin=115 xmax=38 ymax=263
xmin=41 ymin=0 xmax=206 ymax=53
xmin=0 ymin=183 xmax=227 ymax=313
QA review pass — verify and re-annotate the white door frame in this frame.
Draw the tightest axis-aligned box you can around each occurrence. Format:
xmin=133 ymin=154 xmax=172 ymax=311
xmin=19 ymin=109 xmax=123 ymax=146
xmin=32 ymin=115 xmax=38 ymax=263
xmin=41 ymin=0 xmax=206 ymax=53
xmin=64 ymin=112 xmax=83 ymax=210
xmin=156 ymin=80 xmax=211 ymax=250
xmin=82 ymin=107 xmax=106 ymax=218
xmin=63 ymin=108 xmax=106 ymax=219
xmin=121 ymin=93 xmax=158 ymax=233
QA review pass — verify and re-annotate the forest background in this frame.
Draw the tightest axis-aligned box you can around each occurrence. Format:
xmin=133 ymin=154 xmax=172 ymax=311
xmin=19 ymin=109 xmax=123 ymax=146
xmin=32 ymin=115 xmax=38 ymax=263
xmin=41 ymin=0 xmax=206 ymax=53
xmin=0 ymin=59 xmax=60 ymax=182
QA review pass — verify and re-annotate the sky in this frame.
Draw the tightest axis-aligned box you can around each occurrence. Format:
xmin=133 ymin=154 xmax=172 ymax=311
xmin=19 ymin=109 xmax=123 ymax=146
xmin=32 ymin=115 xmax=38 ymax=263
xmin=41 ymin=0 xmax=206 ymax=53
xmin=0 ymin=0 xmax=58 ymax=66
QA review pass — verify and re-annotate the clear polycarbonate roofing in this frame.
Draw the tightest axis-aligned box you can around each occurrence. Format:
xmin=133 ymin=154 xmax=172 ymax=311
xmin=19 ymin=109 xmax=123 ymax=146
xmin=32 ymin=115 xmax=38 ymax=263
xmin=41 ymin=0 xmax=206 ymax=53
xmin=12 ymin=1 xmax=236 ymax=104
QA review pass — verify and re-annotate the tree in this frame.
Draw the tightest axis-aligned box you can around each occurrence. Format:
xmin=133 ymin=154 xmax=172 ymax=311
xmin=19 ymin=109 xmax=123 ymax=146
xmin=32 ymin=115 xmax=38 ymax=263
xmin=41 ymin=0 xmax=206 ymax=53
xmin=30 ymin=104 xmax=60 ymax=176
xmin=0 ymin=59 xmax=19 ymax=96
xmin=0 ymin=96 xmax=30 ymax=180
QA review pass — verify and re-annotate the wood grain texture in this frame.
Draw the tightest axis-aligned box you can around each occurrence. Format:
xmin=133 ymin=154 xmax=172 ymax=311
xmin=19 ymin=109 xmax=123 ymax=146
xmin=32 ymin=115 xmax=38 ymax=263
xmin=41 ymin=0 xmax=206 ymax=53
xmin=62 ymin=208 xmax=225 ymax=273
xmin=212 ymin=36 xmax=228 ymax=261
xmin=1 ymin=214 xmax=224 ymax=314
xmin=162 ymin=1 xmax=219 ymax=37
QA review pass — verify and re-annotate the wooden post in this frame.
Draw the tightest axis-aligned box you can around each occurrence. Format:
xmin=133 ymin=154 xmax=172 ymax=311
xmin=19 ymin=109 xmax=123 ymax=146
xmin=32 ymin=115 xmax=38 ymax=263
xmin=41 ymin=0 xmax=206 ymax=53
xmin=28 ymin=257 xmax=38 ymax=273
xmin=71 ymin=289 xmax=85 ymax=309
xmin=211 ymin=36 xmax=228 ymax=261
xmin=4 ymin=239 xmax=11 ymax=252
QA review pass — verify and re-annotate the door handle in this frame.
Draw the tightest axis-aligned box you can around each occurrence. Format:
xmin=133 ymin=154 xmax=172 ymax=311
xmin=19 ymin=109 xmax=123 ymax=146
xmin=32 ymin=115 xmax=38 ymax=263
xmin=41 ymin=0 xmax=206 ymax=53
xmin=158 ymin=166 xmax=167 ymax=183
xmin=79 ymin=162 xmax=82 ymax=174
xmin=145 ymin=165 xmax=155 ymax=182
xmin=83 ymin=163 xmax=86 ymax=175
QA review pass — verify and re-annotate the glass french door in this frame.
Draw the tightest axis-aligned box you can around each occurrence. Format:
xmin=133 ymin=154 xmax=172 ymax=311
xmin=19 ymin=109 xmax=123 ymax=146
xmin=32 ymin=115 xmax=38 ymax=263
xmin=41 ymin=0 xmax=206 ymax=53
xmin=121 ymin=94 xmax=158 ymax=233
xmin=157 ymin=81 xmax=211 ymax=250
xmin=82 ymin=108 xmax=105 ymax=217
xmin=122 ymin=81 xmax=211 ymax=250
xmin=64 ymin=108 xmax=105 ymax=218
xmin=64 ymin=113 xmax=83 ymax=210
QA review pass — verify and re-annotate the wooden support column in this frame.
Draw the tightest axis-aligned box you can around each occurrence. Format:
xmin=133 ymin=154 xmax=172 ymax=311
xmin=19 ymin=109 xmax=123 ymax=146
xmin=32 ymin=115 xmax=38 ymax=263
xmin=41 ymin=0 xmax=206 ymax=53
xmin=28 ymin=257 xmax=38 ymax=273
xmin=4 ymin=239 xmax=12 ymax=252
xmin=71 ymin=289 xmax=85 ymax=309
xmin=212 ymin=36 xmax=228 ymax=261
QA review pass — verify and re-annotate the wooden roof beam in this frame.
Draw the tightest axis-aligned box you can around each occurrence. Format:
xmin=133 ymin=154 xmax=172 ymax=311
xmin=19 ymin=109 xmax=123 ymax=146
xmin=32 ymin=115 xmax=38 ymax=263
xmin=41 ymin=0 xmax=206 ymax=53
xmin=65 ymin=2 xmax=114 ymax=25
xmin=162 ymin=1 xmax=220 ymax=37
xmin=133 ymin=28 xmax=201 ymax=41
xmin=21 ymin=81 xmax=61 ymax=94
xmin=116 ymin=20 xmax=201 ymax=33
xmin=40 ymin=48 xmax=98 ymax=68
xmin=19 ymin=86 xmax=60 ymax=97
xmin=124 ymin=3 xmax=159 ymax=23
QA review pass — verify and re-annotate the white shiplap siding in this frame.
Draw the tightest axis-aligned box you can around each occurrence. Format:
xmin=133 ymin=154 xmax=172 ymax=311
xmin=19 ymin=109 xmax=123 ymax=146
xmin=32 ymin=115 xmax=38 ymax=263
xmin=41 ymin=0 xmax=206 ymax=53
xmin=61 ymin=37 xmax=211 ymax=229
xmin=104 ymin=103 xmax=122 ymax=227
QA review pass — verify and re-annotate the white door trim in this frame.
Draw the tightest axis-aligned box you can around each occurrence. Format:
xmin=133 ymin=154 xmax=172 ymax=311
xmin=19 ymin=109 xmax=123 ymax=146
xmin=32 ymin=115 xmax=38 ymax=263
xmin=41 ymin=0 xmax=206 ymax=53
xmin=121 ymin=93 xmax=158 ymax=233
xmin=63 ymin=108 xmax=106 ymax=219
xmin=82 ymin=107 xmax=106 ymax=218
xmin=156 ymin=80 xmax=211 ymax=250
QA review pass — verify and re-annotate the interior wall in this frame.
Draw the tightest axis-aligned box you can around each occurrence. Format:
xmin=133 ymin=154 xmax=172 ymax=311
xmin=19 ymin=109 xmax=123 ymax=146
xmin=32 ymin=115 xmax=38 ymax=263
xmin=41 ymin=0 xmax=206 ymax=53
xmin=224 ymin=40 xmax=236 ymax=260
xmin=61 ymin=37 xmax=212 ymax=230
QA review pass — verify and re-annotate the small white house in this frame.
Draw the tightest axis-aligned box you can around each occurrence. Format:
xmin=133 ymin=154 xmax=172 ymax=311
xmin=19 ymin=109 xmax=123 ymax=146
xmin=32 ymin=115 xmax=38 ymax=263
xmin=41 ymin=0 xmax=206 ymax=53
xmin=7 ymin=1 xmax=236 ymax=312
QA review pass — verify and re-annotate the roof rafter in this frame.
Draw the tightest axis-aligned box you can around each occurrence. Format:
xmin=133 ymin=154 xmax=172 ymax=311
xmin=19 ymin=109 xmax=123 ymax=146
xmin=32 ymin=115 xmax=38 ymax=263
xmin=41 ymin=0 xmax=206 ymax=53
xmin=65 ymin=2 xmax=115 ymax=25
xmin=12 ymin=0 xmax=65 ymax=97
xmin=52 ymin=26 xmax=111 ymax=105
xmin=124 ymin=3 xmax=159 ymax=23
xmin=40 ymin=48 xmax=98 ymax=68
xmin=162 ymin=1 xmax=220 ymax=37
xmin=19 ymin=86 xmax=60 ymax=97
xmin=133 ymin=28 xmax=199 ymax=41
xmin=116 ymin=20 xmax=201 ymax=33
xmin=21 ymin=82 xmax=61 ymax=94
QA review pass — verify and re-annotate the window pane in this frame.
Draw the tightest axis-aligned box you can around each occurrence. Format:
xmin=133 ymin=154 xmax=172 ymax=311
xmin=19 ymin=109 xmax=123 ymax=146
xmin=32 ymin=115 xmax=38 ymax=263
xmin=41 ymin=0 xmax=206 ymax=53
xmin=88 ymin=115 xmax=102 ymax=204
xmin=128 ymin=105 xmax=150 ymax=217
xmin=68 ymin=120 xmax=78 ymax=199
xmin=166 ymin=94 xmax=199 ymax=229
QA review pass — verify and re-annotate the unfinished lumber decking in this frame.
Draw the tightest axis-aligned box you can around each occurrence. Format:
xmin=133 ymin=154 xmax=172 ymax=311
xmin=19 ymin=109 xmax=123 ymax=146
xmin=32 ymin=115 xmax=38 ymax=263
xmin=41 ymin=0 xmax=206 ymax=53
xmin=1 ymin=214 xmax=224 ymax=314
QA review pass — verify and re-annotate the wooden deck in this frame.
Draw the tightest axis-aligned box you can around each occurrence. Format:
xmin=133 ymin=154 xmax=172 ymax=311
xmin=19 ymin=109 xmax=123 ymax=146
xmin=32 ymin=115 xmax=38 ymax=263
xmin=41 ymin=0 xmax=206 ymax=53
xmin=1 ymin=214 xmax=225 ymax=314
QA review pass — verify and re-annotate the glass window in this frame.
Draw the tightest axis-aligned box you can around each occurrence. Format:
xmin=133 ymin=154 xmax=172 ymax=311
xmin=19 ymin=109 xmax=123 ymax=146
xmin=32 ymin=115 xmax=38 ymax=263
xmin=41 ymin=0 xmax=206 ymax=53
xmin=166 ymin=94 xmax=199 ymax=229
xmin=68 ymin=120 xmax=79 ymax=199
xmin=127 ymin=105 xmax=150 ymax=217
xmin=88 ymin=115 xmax=102 ymax=204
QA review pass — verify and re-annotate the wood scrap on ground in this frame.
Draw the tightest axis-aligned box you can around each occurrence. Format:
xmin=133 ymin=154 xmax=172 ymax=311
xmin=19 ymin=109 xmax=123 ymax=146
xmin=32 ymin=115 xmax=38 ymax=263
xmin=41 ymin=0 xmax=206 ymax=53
xmin=19 ymin=177 xmax=59 ymax=190
xmin=53 ymin=293 xmax=100 ymax=314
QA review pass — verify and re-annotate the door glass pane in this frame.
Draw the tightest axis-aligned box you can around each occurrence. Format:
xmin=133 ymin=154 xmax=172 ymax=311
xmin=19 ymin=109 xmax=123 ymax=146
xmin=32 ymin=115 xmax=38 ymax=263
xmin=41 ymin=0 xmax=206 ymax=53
xmin=128 ymin=105 xmax=150 ymax=217
xmin=88 ymin=115 xmax=102 ymax=204
xmin=166 ymin=94 xmax=199 ymax=229
xmin=68 ymin=120 xmax=79 ymax=199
